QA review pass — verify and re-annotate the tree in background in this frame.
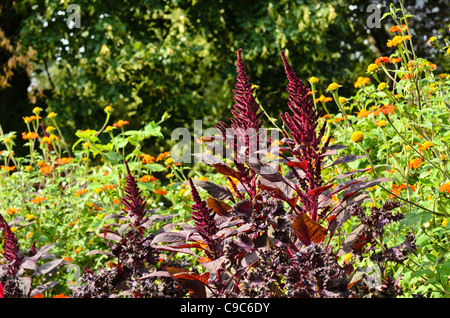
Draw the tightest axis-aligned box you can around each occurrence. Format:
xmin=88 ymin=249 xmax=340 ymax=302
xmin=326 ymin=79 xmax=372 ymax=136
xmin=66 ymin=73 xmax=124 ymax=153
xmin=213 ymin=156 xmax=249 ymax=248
xmin=0 ymin=0 xmax=447 ymax=155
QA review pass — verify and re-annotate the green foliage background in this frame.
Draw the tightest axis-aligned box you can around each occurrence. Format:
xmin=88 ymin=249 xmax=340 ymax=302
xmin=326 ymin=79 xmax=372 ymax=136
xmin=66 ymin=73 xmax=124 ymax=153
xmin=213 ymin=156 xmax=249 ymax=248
xmin=1 ymin=0 xmax=448 ymax=154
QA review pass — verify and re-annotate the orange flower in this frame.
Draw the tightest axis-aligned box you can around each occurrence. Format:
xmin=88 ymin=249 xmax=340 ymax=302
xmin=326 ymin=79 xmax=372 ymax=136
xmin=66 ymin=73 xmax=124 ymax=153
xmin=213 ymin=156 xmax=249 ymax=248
xmin=387 ymin=35 xmax=412 ymax=47
xmin=30 ymin=196 xmax=46 ymax=204
xmin=6 ymin=208 xmax=22 ymax=215
xmin=354 ymin=76 xmax=371 ymax=88
xmin=0 ymin=165 xmax=15 ymax=172
xmin=316 ymin=95 xmax=333 ymax=103
xmin=156 ymin=151 xmax=171 ymax=162
xmin=154 ymin=189 xmax=168 ymax=195
xmin=40 ymin=165 xmax=54 ymax=175
xmin=390 ymin=57 xmax=402 ymax=63
xmin=140 ymin=153 xmax=155 ymax=164
xmin=375 ymin=57 xmax=390 ymax=66
xmin=75 ymin=189 xmax=89 ymax=197
xmin=439 ymin=183 xmax=450 ymax=193
xmin=140 ymin=175 xmax=151 ymax=182
xmin=390 ymin=25 xmax=407 ymax=33
xmin=409 ymin=158 xmax=423 ymax=169
xmin=373 ymin=104 xmax=397 ymax=116
xmin=112 ymin=198 xmax=121 ymax=205
xmin=22 ymin=131 xmax=39 ymax=140
xmin=113 ymin=120 xmax=129 ymax=128
xmin=53 ymin=293 xmax=68 ymax=298
xmin=355 ymin=109 xmax=371 ymax=118
xmin=56 ymin=157 xmax=73 ymax=165
xmin=102 ymin=184 xmax=117 ymax=190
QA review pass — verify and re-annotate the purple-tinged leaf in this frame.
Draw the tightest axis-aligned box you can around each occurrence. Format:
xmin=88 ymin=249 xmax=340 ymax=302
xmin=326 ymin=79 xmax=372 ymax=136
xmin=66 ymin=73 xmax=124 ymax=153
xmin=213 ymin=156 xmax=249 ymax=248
xmin=192 ymin=153 xmax=223 ymax=165
xmin=327 ymin=155 xmax=366 ymax=167
xmin=151 ymin=231 xmax=193 ymax=244
xmin=343 ymin=177 xmax=392 ymax=195
xmin=33 ymin=258 xmax=64 ymax=276
xmin=30 ymin=281 xmax=59 ymax=297
xmin=85 ymin=250 xmax=114 ymax=257
xmin=98 ymin=229 xmax=122 ymax=242
xmin=292 ymin=213 xmax=328 ymax=246
xmin=336 ymin=167 xmax=372 ymax=180
xmin=324 ymin=144 xmax=347 ymax=151
xmin=193 ymin=180 xmax=234 ymax=201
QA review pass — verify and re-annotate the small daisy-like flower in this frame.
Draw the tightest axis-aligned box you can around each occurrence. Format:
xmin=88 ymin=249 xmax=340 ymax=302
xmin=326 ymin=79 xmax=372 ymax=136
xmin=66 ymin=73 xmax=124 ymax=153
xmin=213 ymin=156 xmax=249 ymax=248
xmin=439 ymin=182 xmax=450 ymax=193
xmin=421 ymin=141 xmax=434 ymax=151
xmin=377 ymin=82 xmax=388 ymax=91
xmin=32 ymin=107 xmax=42 ymax=114
xmin=327 ymin=82 xmax=341 ymax=91
xmin=375 ymin=120 xmax=388 ymax=127
xmin=367 ymin=63 xmax=379 ymax=73
xmin=354 ymin=76 xmax=371 ymax=88
xmin=350 ymin=131 xmax=364 ymax=143
xmin=113 ymin=120 xmax=129 ymax=128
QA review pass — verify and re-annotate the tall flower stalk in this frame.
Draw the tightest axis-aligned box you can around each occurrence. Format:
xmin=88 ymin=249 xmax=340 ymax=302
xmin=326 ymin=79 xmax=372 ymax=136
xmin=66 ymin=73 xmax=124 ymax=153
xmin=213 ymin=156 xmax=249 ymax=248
xmin=279 ymin=51 xmax=329 ymax=220
xmin=121 ymin=161 xmax=147 ymax=232
xmin=188 ymin=178 xmax=220 ymax=260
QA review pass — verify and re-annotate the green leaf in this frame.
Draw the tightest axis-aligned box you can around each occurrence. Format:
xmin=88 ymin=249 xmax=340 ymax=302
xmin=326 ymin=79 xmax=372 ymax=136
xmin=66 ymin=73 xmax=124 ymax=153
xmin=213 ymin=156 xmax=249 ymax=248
xmin=103 ymin=151 xmax=120 ymax=165
xmin=143 ymin=163 xmax=166 ymax=172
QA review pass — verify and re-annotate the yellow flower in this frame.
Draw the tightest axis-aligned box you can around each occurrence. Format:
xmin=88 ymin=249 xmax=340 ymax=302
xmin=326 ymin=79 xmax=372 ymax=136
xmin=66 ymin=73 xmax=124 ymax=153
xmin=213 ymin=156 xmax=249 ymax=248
xmin=367 ymin=63 xmax=379 ymax=73
xmin=32 ymin=107 xmax=42 ymax=114
xmin=104 ymin=106 xmax=113 ymax=113
xmin=308 ymin=77 xmax=319 ymax=84
xmin=83 ymin=142 xmax=91 ymax=149
xmin=375 ymin=120 xmax=387 ymax=127
xmin=10 ymin=226 xmax=17 ymax=233
xmin=166 ymin=173 xmax=174 ymax=179
xmin=327 ymin=82 xmax=341 ymax=91
xmin=343 ymin=253 xmax=353 ymax=264
xmin=442 ymin=219 xmax=448 ymax=228
xmin=387 ymin=35 xmax=412 ymax=47
xmin=47 ymin=112 xmax=57 ymax=118
xmin=49 ymin=134 xmax=59 ymax=142
xmin=377 ymin=82 xmax=388 ymax=91
xmin=75 ymin=247 xmax=83 ymax=254
xmin=26 ymin=214 xmax=35 ymax=221
xmin=105 ymin=125 xmax=115 ymax=132
xmin=351 ymin=131 xmax=364 ymax=143
xmin=46 ymin=126 xmax=55 ymax=133
xmin=338 ymin=97 xmax=347 ymax=104
xmin=421 ymin=141 xmax=433 ymax=151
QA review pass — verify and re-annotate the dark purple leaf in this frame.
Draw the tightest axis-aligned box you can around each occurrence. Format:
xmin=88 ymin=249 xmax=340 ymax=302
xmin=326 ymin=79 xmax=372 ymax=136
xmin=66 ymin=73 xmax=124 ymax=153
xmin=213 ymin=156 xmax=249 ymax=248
xmin=85 ymin=250 xmax=114 ymax=257
xmin=30 ymin=281 xmax=59 ymax=297
xmin=328 ymin=155 xmax=366 ymax=167
xmin=193 ymin=180 xmax=234 ymax=201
